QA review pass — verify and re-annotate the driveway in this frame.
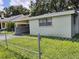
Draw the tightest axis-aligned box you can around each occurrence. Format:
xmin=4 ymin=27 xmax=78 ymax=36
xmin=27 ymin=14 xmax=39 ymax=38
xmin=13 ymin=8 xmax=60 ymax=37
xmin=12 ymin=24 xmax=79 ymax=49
xmin=0 ymin=34 xmax=21 ymax=40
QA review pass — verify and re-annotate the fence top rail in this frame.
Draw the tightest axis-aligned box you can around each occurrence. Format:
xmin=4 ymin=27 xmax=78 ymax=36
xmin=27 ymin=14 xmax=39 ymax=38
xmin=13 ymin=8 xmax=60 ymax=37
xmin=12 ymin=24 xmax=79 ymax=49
xmin=0 ymin=41 xmax=39 ymax=54
xmin=10 ymin=43 xmax=39 ymax=54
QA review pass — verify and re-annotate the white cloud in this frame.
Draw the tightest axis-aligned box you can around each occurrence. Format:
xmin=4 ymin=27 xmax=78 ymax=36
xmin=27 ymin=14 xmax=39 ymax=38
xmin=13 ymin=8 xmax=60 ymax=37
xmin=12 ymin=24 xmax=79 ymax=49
xmin=0 ymin=0 xmax=4 ymax=11
xmin=10 ymin=0 xmax=35 ymax=9
xmin=0 ymin=0 xmax=3 ymax=5
xmin=0 ymin=6 xmax=4 ymax=10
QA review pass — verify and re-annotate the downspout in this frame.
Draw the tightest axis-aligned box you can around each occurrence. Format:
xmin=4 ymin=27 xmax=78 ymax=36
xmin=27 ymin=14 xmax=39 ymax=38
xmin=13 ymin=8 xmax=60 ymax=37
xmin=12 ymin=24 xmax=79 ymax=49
xmin=74 ymin=10 xmax=79 ymax=34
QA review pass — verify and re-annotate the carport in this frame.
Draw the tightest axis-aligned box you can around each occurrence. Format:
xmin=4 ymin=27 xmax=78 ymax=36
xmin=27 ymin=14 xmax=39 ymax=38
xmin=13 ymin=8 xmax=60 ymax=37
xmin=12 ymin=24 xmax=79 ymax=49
xmin=15 ymin=20 xmax=30 ymax=35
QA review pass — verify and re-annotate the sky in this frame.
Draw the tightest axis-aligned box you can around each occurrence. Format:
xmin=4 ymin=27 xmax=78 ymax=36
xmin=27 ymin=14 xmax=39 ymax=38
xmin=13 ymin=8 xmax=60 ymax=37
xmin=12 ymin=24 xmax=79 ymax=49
xmin=0 ymin=0 xmax=36 ymax=11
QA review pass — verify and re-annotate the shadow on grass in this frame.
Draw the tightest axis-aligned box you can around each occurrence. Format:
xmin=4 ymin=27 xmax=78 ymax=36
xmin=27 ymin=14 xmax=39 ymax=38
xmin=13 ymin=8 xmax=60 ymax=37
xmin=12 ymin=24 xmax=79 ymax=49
xmin=25 ymin=35 xmax=79 ymax=42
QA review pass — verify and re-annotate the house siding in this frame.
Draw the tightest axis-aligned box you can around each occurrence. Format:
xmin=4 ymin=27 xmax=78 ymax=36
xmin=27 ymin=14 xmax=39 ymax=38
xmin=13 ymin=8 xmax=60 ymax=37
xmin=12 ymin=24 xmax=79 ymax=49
xmin=30 ymin=15 xmax=72 ymax=38
xmin=71 ymin=15 xmax=75 ymax=37
xmin=75 ymin=14 xmax=79 ymax=34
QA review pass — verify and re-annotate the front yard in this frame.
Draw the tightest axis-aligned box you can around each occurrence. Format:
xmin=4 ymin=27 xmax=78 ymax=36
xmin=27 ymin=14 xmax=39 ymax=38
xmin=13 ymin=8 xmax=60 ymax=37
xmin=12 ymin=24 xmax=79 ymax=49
xmin=0 ymin=45 xmax=24 ymax=59
xmin=0 ymin=35 xmax=79 ymax=59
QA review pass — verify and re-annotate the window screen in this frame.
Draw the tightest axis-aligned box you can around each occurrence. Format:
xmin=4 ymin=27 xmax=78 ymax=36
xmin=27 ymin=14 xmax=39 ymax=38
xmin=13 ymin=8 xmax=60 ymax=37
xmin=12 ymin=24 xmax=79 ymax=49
xmin=39 ymin=18 xmax=52 ymax=26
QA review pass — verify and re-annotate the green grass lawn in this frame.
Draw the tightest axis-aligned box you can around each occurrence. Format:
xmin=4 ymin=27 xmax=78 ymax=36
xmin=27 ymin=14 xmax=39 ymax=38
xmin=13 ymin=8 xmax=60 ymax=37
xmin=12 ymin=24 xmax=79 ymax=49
xmin=0 ymin=31 xmax=14 ymax=34
xmin=0 ymin=45 xmax=26 ymax=59
xmin=1 ymin=35 xmax=79 ymax=59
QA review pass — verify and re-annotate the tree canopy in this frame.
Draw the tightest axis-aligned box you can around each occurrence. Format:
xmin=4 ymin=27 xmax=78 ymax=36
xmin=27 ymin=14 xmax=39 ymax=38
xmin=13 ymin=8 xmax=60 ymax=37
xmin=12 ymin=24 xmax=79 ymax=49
xmin=30 ymin=0 xmax=79 ymax=16
xmin=3 ymin=5 xmax=29 ymax=17
xmin=1 ymin=0 xmax=79 ymax=17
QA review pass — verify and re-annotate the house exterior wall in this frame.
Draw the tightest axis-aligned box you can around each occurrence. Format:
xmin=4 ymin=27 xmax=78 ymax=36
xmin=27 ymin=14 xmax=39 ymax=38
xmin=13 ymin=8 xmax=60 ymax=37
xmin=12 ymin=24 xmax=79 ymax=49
xmin=71 ymin=15 xmax=75 ymax=37
xmin=71 ymin=14 xmax=79 ymax=37
xmin=75 ymin=14 xmax=79 ymax=34
xmin=30 ymin=15 xmax=72 ymax=38
xmin=15 ymin=21 xmax=29 ymax=27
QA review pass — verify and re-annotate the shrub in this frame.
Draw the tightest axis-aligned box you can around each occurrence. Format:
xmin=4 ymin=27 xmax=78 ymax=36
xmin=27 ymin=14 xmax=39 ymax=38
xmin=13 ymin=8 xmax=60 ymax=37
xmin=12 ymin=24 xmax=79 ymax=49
xmin=6 ymin=22 xmax=15 ymax=31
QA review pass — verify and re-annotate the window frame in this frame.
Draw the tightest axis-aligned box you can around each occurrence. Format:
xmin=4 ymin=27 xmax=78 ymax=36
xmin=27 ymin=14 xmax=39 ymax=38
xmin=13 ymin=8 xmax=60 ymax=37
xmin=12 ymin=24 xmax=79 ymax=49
xmin=39 ymin=17 xmax=52 ymax=26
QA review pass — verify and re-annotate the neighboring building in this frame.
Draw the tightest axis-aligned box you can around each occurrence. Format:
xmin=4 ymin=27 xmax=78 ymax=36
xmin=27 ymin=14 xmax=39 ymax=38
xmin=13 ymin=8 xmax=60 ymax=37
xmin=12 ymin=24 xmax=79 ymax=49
xmin=0 ymin=15 xmax=24 ymax=29
xmin=13 ymin=10 xmax=79 ymax=38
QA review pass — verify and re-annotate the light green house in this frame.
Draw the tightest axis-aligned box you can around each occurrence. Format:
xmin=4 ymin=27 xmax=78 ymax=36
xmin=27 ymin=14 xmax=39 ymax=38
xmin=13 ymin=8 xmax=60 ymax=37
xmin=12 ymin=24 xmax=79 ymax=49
xmin=13 ymin=10 xmax=79 ymax=38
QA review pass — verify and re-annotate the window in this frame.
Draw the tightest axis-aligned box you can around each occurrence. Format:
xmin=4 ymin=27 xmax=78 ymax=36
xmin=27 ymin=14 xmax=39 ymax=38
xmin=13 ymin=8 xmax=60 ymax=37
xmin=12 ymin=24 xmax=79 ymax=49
xmin=39 ymin=18 xmax=52 ymax=26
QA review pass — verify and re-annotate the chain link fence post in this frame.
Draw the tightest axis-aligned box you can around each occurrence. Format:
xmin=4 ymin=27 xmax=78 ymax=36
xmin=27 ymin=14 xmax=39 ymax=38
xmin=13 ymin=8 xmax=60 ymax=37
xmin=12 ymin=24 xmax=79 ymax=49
xmin=5 ymin=28 xmax=8 ymax=49
xmin=38 ymin=33 xmax=41 ymax=59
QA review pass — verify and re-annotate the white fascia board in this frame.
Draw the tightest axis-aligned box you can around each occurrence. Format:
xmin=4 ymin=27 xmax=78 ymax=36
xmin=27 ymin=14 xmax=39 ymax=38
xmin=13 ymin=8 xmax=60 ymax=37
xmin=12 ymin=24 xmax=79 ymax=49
xmin=13 ymin=10 xmax=75 ymax=22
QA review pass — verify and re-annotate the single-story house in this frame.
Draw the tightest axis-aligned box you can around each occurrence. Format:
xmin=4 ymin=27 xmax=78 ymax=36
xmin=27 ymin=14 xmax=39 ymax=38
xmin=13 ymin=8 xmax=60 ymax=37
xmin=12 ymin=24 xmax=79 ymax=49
xmin=0 ymin=15 xmax=25 ymax=29
xmin=13 ymin=10 xmax=79 ymax=38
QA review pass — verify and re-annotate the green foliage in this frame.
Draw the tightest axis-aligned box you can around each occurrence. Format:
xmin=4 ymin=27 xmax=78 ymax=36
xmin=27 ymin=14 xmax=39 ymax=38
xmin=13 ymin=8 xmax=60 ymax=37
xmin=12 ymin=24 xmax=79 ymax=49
xmin=4 ymin=5 xmax=29 ymax=17
xmin=6 ymin=22 xmax=15 ymax=31
xmin=31 ymin=0 xmax=79 ymax=16
xmin=73 ymin=34 xmax=79 ymax=39
xmin=31 ymin=0 xmax=50 ymax=16
xmin=69 ymin=0 xmax=79 ymax=9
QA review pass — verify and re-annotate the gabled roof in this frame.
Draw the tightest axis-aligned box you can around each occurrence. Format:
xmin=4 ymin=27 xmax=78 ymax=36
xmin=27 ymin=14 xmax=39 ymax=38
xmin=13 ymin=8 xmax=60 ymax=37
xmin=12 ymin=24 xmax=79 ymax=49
xmin=12 ymin=15 xmax=29 ymax=22
xmin=13 ymin=10 xmax=75 ymax=22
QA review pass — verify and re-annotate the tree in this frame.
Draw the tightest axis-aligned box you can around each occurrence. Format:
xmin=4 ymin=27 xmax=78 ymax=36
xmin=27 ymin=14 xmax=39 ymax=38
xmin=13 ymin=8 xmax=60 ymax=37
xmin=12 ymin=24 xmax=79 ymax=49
xmin=30 ymin=0 xmax=66 ymax=16
xmin=31 ymin=0 xmax=48 ymax=16
xmin=4 ymin=7 xmax=11 ymax=17
xmin=50 ymin=0 xmax=68 ymax=12
xmin=4 ymin=5 xmax=30 ymax=17
xmin=6 ymin=22 xmax=15 ymax=31
xmin=68 ymin=0 xmax=79 ymax=9
xmin=0 ymin=11 xmax=4 ymax=17
xmin=30 ymin=0 xmax=79 ymax=16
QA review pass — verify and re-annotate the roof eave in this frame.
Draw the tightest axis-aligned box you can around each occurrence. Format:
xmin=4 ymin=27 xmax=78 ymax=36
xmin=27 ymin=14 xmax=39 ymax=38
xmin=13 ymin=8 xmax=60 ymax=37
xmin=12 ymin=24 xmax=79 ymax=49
xmin=13 ymin=10 xmax=75 ymax=22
